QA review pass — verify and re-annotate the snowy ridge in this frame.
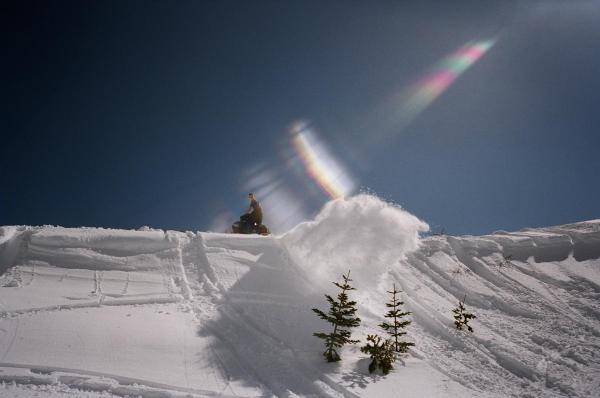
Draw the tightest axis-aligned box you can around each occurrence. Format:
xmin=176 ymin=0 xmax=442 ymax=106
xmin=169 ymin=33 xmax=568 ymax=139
xmin=400 ymin=221 xmax=600 ymax=397
xmin=1 ymin=197 xmax=599 ymax=397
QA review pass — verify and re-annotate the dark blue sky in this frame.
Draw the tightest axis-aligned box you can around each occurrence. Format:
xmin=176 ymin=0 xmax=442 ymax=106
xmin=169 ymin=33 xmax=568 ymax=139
xmin=3 ymin=1 xmax=599 ymax=235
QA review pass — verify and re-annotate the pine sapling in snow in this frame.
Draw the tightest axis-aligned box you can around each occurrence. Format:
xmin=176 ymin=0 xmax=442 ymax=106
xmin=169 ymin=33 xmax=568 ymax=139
xmin=495 ymin=254 xmax=513 ymax=270
xmin=312 ymin=270 xmax=361 ymax=362
xmin=452 ymin=297 xmax=476 ymax=332
xmin=379 ymin=283 xmax=414 ymax=353
xmin=361 ymin=334 xmax=396 ymax=374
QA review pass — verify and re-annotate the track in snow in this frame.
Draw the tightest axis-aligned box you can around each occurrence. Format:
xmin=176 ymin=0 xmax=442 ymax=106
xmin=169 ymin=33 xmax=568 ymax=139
xmin=0 ymin=214 xmax=599 ymax=397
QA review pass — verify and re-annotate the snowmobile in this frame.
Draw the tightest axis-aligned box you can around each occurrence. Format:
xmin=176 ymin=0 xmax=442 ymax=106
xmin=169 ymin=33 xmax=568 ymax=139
xmin=231 ymin=220 xmax=270 ymax=235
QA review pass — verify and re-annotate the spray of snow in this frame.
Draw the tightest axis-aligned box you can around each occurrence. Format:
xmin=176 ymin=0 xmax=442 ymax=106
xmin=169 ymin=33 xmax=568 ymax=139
xmin=281 ymin=194 xmax=429 ymax=286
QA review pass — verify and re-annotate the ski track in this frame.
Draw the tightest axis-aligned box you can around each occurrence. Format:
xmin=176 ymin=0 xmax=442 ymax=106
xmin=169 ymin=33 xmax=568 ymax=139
xmin=0 ymin=220 xmax=599 ymax=397
xmin=0 ymin=362 xmax=247 ymax=398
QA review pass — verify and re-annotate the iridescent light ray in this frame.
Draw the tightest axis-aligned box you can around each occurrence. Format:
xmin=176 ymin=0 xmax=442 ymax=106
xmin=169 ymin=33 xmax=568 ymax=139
xmin=368 ymin=39 xmax=496 ymax=138
xmin=290 ymin=121 xmax=355 ymax=199
xmin=404 ymin=39 xmax=496 ymax=119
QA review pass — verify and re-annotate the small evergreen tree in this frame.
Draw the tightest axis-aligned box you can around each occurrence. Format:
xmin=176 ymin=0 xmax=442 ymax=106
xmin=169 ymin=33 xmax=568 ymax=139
xmin=312 ymin=270 xmax=361 ymax=362
xmin=495 ymin=254 xmax=513 ymax=270
xmin=379 ymin=283 xmax=414 ymax=353
xmin=452 ymin=297 xmax=476 ymax=332
xmin=361 ymin=334 xmax=396 ymax=374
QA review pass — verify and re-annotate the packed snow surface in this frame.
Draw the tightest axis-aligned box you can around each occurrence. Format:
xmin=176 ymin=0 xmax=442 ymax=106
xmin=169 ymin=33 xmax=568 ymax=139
xmin=1 ymin=195 xmax=599 ymax=397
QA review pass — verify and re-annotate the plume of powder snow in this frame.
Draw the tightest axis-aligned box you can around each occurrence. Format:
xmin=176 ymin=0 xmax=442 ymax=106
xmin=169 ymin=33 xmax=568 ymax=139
xmin=280 ymin=194 xmax=429 ymax=288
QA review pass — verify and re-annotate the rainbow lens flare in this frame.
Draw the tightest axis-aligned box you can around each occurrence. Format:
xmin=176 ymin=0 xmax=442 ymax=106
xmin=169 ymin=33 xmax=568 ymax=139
xmin=290 ymin=121 xmax=355 ymax=199
xmin=406 ymin=39 xmax=495 ymax=115
xmin=371 ymin=39 xmax=496 ymax=136
xmin=221 ymin=38 xmax=495 ymax=233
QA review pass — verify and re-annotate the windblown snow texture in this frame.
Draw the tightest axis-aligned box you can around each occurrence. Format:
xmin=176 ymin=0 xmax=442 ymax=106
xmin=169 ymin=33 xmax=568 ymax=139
xmin=0 ymin=196 xmax=599 ymax=397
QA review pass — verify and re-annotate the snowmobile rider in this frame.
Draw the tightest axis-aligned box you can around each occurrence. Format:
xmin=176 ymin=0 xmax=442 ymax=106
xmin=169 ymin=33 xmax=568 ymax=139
xmin=240 ymin=193 xmax=262 ymax=232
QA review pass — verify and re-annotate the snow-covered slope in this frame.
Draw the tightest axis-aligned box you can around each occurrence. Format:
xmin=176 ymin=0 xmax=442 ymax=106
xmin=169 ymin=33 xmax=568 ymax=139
xmin=1 ymin=196 xmax=599 ymax=397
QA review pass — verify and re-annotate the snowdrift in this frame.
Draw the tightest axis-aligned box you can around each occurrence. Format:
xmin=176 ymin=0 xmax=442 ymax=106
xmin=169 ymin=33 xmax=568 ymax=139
xmin=1 ymin=196 xmax=599 ymax=398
